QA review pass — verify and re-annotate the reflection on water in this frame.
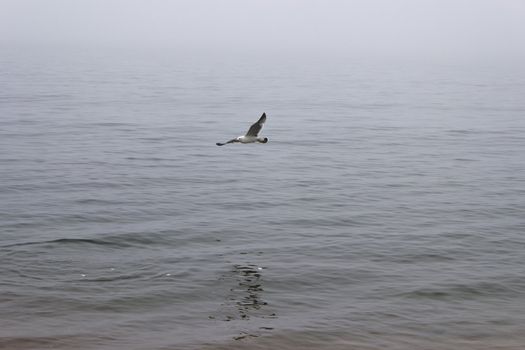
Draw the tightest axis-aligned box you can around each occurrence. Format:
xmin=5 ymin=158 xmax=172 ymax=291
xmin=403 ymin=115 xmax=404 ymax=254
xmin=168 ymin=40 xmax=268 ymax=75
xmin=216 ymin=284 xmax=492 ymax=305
xmin=214 ymin=263 xmax=276 ymax=341
xmin=233 ymin=264 xmax=266 ymax=320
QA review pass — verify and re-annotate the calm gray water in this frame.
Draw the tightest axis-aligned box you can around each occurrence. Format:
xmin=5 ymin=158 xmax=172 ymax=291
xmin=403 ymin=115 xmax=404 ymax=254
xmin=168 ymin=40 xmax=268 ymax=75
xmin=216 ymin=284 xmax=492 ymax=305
xmin=1 ymin=47 xmax=525 ymax=350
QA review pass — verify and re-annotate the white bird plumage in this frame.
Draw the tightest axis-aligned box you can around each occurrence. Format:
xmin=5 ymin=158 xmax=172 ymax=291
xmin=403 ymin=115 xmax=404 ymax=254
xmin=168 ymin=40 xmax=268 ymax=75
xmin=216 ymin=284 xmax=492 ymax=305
xmin=216 ymin=113 xmax=268 ymax=146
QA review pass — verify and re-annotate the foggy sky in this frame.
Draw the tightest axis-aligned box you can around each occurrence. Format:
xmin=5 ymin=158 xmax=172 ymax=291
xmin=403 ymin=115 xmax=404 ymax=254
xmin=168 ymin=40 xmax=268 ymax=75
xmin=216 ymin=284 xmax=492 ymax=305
xmin=2 ymin=0 xmax=524 ymax=59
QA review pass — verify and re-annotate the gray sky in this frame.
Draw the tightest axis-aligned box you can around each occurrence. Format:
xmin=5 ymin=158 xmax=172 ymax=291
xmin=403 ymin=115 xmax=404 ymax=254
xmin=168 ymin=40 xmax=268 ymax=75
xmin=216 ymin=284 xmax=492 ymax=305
xmin=2 ymin=0 xmax=524 ymax=59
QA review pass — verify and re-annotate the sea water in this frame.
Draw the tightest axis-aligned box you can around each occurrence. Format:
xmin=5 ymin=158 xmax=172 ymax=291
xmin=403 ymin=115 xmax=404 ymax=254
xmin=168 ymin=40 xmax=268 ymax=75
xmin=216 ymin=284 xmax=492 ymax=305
xmin=1 ymin=46 xmax=525 ymax=349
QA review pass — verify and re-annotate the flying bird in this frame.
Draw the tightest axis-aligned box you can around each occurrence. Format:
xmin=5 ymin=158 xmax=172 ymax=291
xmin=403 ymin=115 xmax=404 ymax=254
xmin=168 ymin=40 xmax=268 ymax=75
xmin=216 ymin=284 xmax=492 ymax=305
xmin=216 ymin=113 xmax=268 ymax=146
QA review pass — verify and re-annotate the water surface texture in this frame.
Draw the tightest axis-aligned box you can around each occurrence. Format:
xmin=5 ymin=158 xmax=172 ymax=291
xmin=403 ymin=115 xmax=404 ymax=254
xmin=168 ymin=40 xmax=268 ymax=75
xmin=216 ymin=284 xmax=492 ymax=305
xmin=2 ymin=48 xmax=525 ymax=349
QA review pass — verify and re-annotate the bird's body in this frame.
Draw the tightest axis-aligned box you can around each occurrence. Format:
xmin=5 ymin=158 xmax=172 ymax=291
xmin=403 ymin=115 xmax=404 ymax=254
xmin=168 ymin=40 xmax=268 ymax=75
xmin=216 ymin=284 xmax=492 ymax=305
xmin=216 ymin=113 xmax=268 ymax=146
xmin=236 ymin=135 xmax=262 ymax=143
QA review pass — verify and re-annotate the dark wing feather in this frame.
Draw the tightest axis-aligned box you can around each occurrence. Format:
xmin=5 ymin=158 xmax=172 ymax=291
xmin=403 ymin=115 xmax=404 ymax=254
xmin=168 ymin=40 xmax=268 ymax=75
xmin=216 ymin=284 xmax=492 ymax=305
xmin=245 ymin=113 xmax=266 ymax=136
xmin=216 ymin=138 xmax=238 ymax=146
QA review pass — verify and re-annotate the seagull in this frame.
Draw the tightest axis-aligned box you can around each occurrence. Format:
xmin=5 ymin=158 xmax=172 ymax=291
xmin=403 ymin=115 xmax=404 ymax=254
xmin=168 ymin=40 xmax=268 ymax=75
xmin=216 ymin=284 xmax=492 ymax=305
xmin=216 ymin=113 xmax=268 ymax=146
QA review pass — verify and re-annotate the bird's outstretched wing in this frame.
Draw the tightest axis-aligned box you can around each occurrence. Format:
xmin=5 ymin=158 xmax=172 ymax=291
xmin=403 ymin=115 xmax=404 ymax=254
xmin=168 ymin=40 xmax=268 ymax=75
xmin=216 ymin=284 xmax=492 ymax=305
xmin=216 ymin=138 xmax=238 ymax=146
xmin=245 ymin=113 xmax=266 ymax=137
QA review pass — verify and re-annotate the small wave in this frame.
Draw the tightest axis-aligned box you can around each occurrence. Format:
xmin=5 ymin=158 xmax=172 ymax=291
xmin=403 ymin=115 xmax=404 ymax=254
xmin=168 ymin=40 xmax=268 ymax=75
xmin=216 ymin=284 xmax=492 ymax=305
xmin=386 ymin=252 xmax=456 ymax=264
xmin=0 ymin=335 xmax=89 ymax=350
xmin=453 ymin=158 xmax=477 ymax=162
xmin=88 ymin=122 xmax=135 ymax=127
xmin=74 ymin=198 xmax=124 ymax=205
xmin=104 ymin=231 xmax=179 ymax=247
xmin=77 ymin=272 xmax=147 ymax=283
xmin=447 ymin=129 xmax=474 ymax=134
xmin=124 ymin=156 xmax=174 ymax=161
xmin=399 ymin=281 xmax=519 ymax=301
xmin=2 ymin=237 xmax=129 ymax=248
xmin=137 ymin=137 xmax=168 ymax=142
xmin=3 ymin=229 xmax=186 ymax=251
